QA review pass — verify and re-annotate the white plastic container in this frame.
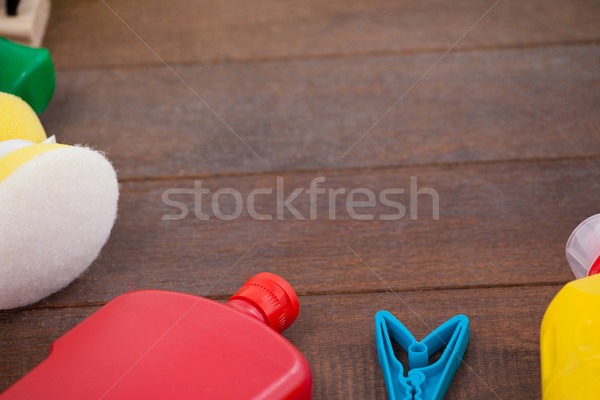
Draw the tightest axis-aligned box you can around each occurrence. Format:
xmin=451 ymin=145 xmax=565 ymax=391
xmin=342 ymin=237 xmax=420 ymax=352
xmin=566 ymin=214 xmax=600 ymax=279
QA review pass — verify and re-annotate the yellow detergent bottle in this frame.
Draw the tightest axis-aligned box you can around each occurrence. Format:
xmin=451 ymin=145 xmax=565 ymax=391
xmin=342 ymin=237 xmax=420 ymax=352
xmin=540 ymin=215 xmax=600 ymax=399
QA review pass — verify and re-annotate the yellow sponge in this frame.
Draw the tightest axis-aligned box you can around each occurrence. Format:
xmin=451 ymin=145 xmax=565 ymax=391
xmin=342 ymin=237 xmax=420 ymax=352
xmin=0 ymin=142 xmax=66 ymax=184
xmin=0 ymin=145 xmax=119 ymax=309
xmin=0 ymin=92 xmax=47 ymax=143
xmin=0 ymin=92 xmax=119 ymax=309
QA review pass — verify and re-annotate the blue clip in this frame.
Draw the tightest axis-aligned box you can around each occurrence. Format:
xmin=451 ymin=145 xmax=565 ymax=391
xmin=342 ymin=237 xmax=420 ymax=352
xmin=375 ymin=311 xmax=470 ymax=400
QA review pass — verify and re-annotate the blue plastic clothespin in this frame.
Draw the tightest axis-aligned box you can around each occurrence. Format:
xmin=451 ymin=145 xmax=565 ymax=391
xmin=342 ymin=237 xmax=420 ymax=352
xmin=375 ymin=311 xmax=470 ymax=400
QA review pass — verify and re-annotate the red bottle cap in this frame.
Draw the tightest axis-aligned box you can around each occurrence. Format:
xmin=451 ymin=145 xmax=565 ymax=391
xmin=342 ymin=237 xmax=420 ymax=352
xmin=229 ymin=272 xmax=300 ymax=333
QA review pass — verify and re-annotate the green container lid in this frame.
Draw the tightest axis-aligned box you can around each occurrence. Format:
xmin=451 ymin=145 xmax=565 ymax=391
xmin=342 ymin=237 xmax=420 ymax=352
xmin=0 ymin=37 xmax=55 ymax=114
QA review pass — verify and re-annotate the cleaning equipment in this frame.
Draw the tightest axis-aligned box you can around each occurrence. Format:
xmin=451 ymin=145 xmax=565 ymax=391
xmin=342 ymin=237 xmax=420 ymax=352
xmin=540 ymin=274 xmax=600 ymax=399
xmin=375 ymin=311 xmax=469 ymax=400
xmin=0 ymin=37 xmax=55 ymax=113
xmin=2 ymin=272 xmax=313 ymax=399
xmin=539 ymin=217 xmax=600 ymax=400
xmin=0 ymin=0 xmax=51 ymax=47
xmin=565 ymin=214 xmax=600 ymax=278
xmin=0 ymin=92 xmax=119 ymax=310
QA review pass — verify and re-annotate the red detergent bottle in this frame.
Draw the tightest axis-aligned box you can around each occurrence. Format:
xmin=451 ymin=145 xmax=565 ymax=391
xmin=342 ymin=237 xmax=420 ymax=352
xmin=2 ymin=273 xmax=312 ymax=399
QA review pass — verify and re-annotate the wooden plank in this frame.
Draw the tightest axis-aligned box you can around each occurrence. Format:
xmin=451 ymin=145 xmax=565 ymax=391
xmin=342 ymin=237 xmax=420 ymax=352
xmin=44 ymin=0 xmax=600 ymax=69
xmin=27 ymin=158 xmax=596 ymax=308
xmin=0 ymin=285 xmax=556 ymax=398
xmin=40 ymin=45 xmax=600 ymax=179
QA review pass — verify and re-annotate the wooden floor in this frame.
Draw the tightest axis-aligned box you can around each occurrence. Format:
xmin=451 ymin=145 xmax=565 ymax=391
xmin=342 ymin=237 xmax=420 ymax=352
xmin=2 ymin=0 xmax=600 ymax=398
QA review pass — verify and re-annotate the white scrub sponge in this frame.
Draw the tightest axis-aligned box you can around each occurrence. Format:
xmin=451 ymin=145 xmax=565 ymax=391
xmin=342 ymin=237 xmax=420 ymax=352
xmin=0 ymin=146 xmax=119 ymax=309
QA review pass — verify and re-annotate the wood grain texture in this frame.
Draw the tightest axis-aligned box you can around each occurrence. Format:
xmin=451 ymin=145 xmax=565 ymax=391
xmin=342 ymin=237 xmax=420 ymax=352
xmin=2 ymin=1 xmax=598 ymax=398
xmin=24 ymin=158 xmax=597 ymax=309
xmin=0 ymin=285 xmax=557 ymax=399
xmin=40 ymin=45 xmax=600 ymax=179
xmin=44 ymin=0 xmax=600 ymax=69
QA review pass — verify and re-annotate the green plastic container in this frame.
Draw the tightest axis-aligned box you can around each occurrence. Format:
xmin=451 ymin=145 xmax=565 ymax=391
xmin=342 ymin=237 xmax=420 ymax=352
xmin=0 ymin=37 xmax=55 ymax=114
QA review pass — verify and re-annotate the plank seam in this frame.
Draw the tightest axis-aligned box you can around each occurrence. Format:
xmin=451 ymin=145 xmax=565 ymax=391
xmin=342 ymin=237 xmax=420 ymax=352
xmin=116 ymin=154 xmax=600 ymax=183
xmin=4 ymin=280 xmax=568 ymax=313
xmin=51 ymin=38 xmax=600 ymax=72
